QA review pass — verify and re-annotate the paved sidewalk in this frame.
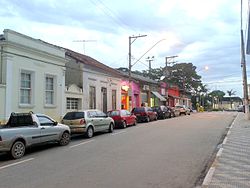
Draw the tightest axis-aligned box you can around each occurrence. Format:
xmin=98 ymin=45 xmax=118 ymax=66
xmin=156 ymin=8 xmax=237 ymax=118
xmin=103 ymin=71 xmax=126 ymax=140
xmin=203 ymin=112 xmax=250 ymax=188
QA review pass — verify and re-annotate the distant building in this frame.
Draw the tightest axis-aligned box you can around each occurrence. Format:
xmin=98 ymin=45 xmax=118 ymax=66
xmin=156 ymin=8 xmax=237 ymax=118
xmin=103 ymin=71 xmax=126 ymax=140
xmin=221 ymin=97 xmax=243 ymax=110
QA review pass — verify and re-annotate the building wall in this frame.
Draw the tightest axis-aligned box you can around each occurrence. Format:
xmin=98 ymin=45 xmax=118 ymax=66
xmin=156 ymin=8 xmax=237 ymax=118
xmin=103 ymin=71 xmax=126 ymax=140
xmin=0 ymin=85 xmax=6 ymax=124
xmin=131 ymin=81 xmax=140 ymax=109
xmin=0 ymin=29 xmax=67 ymax=122
xmin=82 ymin=69 xmax=121 ymax=112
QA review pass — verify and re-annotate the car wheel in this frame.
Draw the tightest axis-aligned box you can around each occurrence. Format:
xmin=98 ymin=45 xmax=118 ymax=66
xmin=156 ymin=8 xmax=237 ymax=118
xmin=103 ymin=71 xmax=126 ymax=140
xmin=122 ymin=121 xmax=127 ymax=129
xmin=59 ymin=132 xmax=70 ymax=146
xmin=109 ymin=123 xmax=114 ymax=133
xmin=155 ymin=115 xmax=158 ymax=121
xmin=10 ymin=141 xmax=25 ymax=159
xmin=86 ymin=126 xmax=94 ymax=138
xmin=133 ymin=119 xmax=137 ymax=126
xmin=146 ymin=116 xmax=150 ymax=122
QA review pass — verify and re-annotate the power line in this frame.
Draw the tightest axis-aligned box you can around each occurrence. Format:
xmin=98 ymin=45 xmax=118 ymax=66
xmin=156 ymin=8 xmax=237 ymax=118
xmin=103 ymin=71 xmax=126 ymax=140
xmin=88 ymin=0 xmax=136 ymax=32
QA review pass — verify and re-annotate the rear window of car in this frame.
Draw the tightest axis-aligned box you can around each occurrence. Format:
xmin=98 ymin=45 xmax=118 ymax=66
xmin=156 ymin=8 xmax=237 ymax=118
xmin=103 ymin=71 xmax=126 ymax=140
xmin=132 ymin=107 xmax=145 ymax=113
xmin=63 ymin=112 xmax=85 ymax=120
xmin=107 ymin=111 xmax=120 ymax=116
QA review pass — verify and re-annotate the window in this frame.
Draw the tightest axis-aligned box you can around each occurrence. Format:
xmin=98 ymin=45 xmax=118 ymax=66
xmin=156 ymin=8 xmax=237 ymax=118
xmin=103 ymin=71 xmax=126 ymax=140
xmin=88 ymin=111 xmax=97 ymax=118
xmin=63 ymin=112 xmax=84 ymax=120
xmin=20 ymin=71 xmax=32 ymax=105
xmin=67 ymin=98 xmax=80 ymax=110
xmin=37 ymin=115 xmax=54 ymax=126
xmin=89 ymin=86 xmax=96 ymax=109
xmin=112 ymin=90 xmax=117 ymax=110
xmin=45 ymin=75 xmax=55 ymax=105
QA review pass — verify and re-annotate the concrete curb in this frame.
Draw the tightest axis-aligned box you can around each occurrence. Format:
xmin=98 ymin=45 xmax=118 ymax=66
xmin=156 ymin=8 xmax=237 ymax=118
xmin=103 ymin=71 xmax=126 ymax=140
xmin=201 ymin=113 xmax=238 ymax=187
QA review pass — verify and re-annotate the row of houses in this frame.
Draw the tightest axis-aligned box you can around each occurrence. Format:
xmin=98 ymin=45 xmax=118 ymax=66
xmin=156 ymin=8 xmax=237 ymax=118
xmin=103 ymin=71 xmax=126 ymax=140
xmin=0 ymin=29 xmax=191 ymax=123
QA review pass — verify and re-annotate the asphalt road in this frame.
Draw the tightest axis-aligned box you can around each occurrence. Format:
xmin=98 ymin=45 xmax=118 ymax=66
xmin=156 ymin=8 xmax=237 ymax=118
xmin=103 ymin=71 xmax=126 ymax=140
xmin=0 ymin=112 xmax=237 ymax=188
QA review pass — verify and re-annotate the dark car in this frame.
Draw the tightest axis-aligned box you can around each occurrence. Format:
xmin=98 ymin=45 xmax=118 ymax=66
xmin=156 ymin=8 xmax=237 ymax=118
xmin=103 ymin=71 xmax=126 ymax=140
xmin=131 ymin=107 xmax=157 ymax=123
xmin=107 ymin=110 xmax=137 ymax=128
xmin=152 ymin=105 xmax=172 ymax=119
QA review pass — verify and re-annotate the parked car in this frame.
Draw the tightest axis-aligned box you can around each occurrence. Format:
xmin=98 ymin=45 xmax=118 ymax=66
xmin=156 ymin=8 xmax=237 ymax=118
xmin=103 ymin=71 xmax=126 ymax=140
xmin=152 ymin=105 xmax=172 ymax=119
xmin=0 ymin=112 xmax=70 ymax=159
xmin=107 ymin=109 xmax=137 ymax=128
xmin=174 ymin=105 xmax=191 ymax=115
xmin=131 ymin=107 xmax=157 ymax=123
xmin=61 ymin=110 xmax=114 ymax=138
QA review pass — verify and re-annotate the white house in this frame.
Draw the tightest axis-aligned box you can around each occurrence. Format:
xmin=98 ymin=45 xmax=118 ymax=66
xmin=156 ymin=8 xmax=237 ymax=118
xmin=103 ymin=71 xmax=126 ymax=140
xmin=0 ymin=29 xmax=67 ymax=123
xmin=65 ymin=50 xmax=122 ymax=113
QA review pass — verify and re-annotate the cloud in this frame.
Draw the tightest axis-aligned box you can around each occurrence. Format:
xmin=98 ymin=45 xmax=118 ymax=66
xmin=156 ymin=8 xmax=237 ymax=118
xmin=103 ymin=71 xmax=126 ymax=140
xmin=0 ymin=0 xmax=246 ymax=97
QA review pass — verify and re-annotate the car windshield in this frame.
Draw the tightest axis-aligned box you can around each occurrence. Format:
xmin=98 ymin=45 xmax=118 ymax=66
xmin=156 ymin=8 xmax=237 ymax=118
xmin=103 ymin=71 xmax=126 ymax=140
xmin=132 ymin=107 xmax=145 ymax=113
xmin=107 ymin=111 xmax=120 ymax=116
xmin=63 ymin=112 xmax=85 ymax=120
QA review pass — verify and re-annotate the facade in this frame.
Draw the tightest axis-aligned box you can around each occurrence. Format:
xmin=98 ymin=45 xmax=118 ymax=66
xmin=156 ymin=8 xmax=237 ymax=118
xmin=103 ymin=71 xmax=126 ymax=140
xmin=221 ymin=97 xmax=243 ymax=110
xmin=121 ymin=80 xmax=140 ymax=110
xmin=167 ymin=84 xmax=180 ymax=107
xmin=0 ymin=29 xmax=67 ymax=123
xmin=65 ymin=50 xmax=122 ymax=113
xmin=118 ymin=69 xmax=165 ymax=110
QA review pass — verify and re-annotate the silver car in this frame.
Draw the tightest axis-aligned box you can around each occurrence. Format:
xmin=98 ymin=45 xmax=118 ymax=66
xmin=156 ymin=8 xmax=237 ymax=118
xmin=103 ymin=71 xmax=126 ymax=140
xmin=0 ymin=112 xmax=70 ymax=159
xmin=62 ymin=110 xmax=114 ymax=138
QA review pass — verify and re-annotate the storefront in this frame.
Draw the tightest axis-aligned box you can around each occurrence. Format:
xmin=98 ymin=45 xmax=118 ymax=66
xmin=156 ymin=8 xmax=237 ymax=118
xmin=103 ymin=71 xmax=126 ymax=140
xmin=151 ymin=91 xmax=166 ymax=106
xmin=121 ymin=81 xmax=129 ymax=110
xmin=131 ymin=81 xmax=140 ymax=109
xmin=167 ymin=85 xmax=180 ymax=107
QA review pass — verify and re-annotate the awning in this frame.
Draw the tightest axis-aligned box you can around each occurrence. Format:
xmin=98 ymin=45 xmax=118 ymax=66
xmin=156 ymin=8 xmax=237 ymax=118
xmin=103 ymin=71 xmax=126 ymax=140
xmin=151 ymin=91 xmax=166 ymax=101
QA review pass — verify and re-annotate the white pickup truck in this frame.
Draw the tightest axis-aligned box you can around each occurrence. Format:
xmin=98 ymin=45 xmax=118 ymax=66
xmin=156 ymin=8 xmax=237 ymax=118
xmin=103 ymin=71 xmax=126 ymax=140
xmin=0 ymin=112 xmax=70 ymax=159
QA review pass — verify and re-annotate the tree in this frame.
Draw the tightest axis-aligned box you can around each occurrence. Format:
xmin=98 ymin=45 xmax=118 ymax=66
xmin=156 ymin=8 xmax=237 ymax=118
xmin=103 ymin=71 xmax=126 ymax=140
xmin=227 ymin=89 xmax=236 ymax=109
xmin=165 ymin=62 xmax=202 ymax=92
xmin=208 ymin=90 xmax=225 ymax=109
xmin=117 ymin=63 xmax=203 ymax=92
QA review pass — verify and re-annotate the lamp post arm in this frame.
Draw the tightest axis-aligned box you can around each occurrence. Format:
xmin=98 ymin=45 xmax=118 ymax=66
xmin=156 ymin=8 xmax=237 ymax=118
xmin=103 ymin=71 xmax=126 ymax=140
xmin=132 ymin=39 xmax=166 ymax=67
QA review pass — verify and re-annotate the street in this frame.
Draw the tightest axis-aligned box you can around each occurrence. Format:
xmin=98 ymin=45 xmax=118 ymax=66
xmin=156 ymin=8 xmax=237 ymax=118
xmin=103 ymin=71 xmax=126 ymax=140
xmin=0 ymin=112 xmax=237 ymax=188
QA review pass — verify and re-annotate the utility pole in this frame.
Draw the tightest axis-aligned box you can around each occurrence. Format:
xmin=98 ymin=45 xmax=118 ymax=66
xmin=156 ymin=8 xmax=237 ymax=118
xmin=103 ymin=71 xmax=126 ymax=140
xmin=241 ymin=0 xmax=250 ymax=120
xmin=164 ymin=55 xmax=178 ymax=77
xmin=128 ymin=35 xmax=147 ymax=82
xmin=73 ymin=40 xmax=97 ymax=54
xmin=146 ymin=56 xmax=154 ymax=78
xmin=165 ymin=55 xmax=178 ymax=67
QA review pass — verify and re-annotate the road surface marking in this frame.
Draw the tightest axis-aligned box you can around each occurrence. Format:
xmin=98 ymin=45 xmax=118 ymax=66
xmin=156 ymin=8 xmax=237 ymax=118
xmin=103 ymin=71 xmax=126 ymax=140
xmin=0 ymin=158 xmax=34 ymax=170
xmin=69 ymin=140 xmax=95 ymax=148
xmin=111 ymin=131 xmax=126 ymax=136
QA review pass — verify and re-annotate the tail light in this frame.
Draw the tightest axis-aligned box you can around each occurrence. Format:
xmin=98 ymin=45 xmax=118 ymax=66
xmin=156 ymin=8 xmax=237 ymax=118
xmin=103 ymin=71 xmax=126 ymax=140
xmin=79 ymin=119 xmax=86 ymax=125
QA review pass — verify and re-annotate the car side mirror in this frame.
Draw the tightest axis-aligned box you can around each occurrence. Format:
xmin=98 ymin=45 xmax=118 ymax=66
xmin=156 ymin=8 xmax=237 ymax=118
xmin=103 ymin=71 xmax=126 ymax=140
xmin=53 ymin=121 xmax=58 ymax=126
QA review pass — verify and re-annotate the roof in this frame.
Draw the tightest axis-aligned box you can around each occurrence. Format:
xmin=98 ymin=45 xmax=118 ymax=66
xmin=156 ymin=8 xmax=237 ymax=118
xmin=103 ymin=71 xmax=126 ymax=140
xmin=117 ymin=70 xmax=158 ymax=84
xmin=222 ymin=97 xmax=243 ymax=102
xmin=151 ymin=91 xmax=166 ymax=101
xmin=66 ymin=50 xmax=123 ymax=78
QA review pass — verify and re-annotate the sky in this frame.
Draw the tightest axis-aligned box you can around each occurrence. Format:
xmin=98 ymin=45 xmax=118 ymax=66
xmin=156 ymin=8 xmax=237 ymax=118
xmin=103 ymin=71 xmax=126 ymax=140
xmin=0 ymin=0 xmax=249 ymax=97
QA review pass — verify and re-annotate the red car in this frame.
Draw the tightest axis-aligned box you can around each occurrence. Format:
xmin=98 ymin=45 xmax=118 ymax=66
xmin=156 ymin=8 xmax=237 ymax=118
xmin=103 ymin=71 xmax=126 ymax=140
xmin=107 ymin=110 xmax=137 ymax=128
xmin=131 ymin=107 xmax=158 ymax=123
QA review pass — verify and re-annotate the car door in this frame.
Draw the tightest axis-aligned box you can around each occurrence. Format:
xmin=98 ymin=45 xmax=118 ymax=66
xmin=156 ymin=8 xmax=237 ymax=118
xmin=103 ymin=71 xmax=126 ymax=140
xmin=120 ymin=110 xmax=128 ymax=124
xmin=87 ymin=111 xmax=99 ymax=131
xmin=96 ymin=111 xmax=110 ymax=131
xmin=147 ymin=107 xmax=154 ymax=120
xmin=125 ymin=110 xmax=134 ymax=125
xmin=37 ymin=115 xmax=60 ymax=143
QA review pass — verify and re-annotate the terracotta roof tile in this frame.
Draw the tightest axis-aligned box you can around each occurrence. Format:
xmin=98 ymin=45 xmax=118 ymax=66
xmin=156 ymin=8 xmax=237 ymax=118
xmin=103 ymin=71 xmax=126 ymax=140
xmin=65 ymin=49 xmax=123 ymax=78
